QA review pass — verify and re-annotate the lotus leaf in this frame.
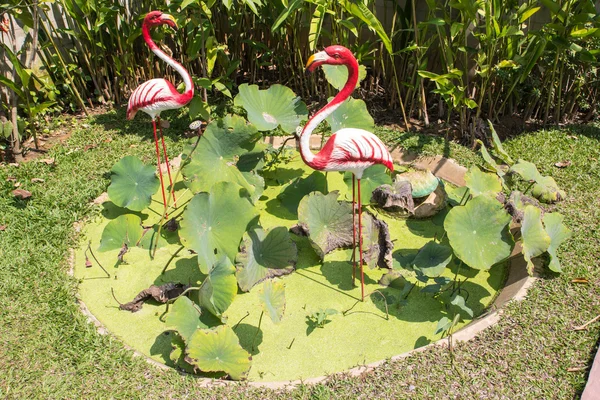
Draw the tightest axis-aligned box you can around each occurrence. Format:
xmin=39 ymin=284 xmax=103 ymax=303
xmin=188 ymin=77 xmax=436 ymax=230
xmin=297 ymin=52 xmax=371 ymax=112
xmin=98 ymin=214 xmax=143 ymax=252
xmin=107 ymin=156 xmax=159 ymax=211
xmin=182 ymin=115 xmax=263 ymax=196
xmin=531 ymin=176 xmax=566 ymax=203
xmin=543 ymin=212 xmax=571 ymax=273
xmin=378 ymin=270 xmax=408 ymax=290
xmin=277 ymin=171 xmax=327 ymax=215
xmin=170 ymin=334 xmax=196 ymax=374
xmin=137 ymin=225 xmax=177 ymax=250
xmin=325 ymin=96 xmax=374 ymax=132
xmin=179 ymin=182 xmax=258 ymax=273
xmin=446 ymin=185 xmax=470 ymax=207
xmin=343 ymin=164 xmax=392 ymax=204
xmin=236 ymin=227 xmax=297 ymax=292
xmin=450 ymin=294 xmax=473 ymax=318
xmin=240 ymin=170 xmax=265 ymax=203
xmin=521 ymin=205 xmax=551 ymax=274
xmin=509 ymin=159 xmax=542 ymax=182
xmin=434 ymin=314 xmax=460 ymax=335
xmin=412 ymin=241 xmax=453 ymax=277
xmin=360 ymin=212 xmax=394 ymax=269
xmin=396 ymin=170 xmax=439 ymax=198
xmin=257 ymin=279 xmax=286 ymax=324
xmin=165 ymin=297 xmax=207 ymax=343
xmin=297 ymin=191 xmax=353 ymax=259
xmin=444 ymin=195 xmax=514 ymax=270
xmin=488 ymin=120 xmax=514 ymax=164
xmin=370 ymin=180 xmax=414 ymax=211
xmin=322 ymin=64 xmax=367 ymax=90
xmin=198 ymin=256 xmax=238 ymax=319
xmin=234 ymin=84 xmax=308 ymax=134
xmin=476 ymin=140 xmax=507 ymax=177
xmin=185 ymin=325 xmax=251 ymax=380
xmin=464 ymin=166 xmax=502 ymax=197
xmin=421 ymin=277 xmax=451 ymax=293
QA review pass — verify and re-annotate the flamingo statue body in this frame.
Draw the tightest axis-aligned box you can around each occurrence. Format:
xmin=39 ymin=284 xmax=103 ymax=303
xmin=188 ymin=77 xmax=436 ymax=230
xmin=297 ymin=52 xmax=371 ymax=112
xmin=302 ymin=45 xmax=394 ymax=300
xmin=127 ymin=11 xmax=194 ymax=211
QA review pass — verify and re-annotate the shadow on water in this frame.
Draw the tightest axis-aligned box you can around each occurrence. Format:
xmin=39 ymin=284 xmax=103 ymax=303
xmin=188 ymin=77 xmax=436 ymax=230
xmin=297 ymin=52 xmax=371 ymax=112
xmin=150 ymin=331 xmax=175 ymax=366
xmin=153 ymin=256 xmax=205 ymax=287
xmin=235 ymin=322 xmax=263 ymax=356
xmin=414 ymin=335 xmax=431 ymax=349
xmin=319 ymin=259 xmax=377 ymax=291
xmin=101 ymin=201 xmax=150 ymax=221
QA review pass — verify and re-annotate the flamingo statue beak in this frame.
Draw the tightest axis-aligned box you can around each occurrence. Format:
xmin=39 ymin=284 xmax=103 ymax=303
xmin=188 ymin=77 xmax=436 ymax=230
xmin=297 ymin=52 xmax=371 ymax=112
xmin=305 ymin=51 xmax=328 ymax=72
xmin=161 ymin=14 xmax=178 ymax=29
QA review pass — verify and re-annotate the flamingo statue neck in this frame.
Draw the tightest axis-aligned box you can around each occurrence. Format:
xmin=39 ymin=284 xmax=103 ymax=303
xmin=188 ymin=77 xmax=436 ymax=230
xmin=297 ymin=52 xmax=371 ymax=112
xmin=142 ymin=20 xmax=194 ymax=102
xmin=299 ymin=48 xmax=359 ymax=168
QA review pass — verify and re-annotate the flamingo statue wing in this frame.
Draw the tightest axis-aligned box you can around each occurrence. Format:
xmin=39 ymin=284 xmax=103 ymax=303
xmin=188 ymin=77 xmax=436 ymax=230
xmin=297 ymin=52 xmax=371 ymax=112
xmin=126 ymin=78 xmax=182 ymax=120
xmin=315 ymin=128 xmax=394 ymax=177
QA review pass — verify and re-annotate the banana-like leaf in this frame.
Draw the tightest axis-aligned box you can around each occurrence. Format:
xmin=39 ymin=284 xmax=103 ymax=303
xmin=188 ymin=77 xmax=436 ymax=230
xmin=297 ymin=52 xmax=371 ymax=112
xmin=340 ymin=0 xmax=392 ymax=53
xmin=107 ymin=156 xmax=159 ymax=212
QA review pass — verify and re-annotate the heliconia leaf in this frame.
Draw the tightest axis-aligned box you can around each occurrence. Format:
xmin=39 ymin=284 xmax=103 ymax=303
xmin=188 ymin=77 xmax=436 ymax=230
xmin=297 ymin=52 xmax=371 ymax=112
xmin=520 ymin=205 xmax=551 ymax=274
xmin=234 ymin=84 xmax=308 ymax=134
xmin=543 ymin=212 xmax=571 ymax=273
xmin=396 ymin=170 xmax=439 ymax=198
xmin=235 ymin=226 xmax=297 ymax=292
xmin=464 ymin=166 xmax=502 ymax=197
xmin=98 ymin=214 xmax=143 ymax=252
xmin=343 ymin=164 xmax=392 ymax=205
xmin=340 ymin=0 xmax=392 ymax=53
xmin=107 ymin=156 xmax=159 ymax=212
xmin=198 ymin=256 xmax=238 ymax=319
xmin=271 ymin=0 xmax=304 ymax=31
xmin=325 ymin=96 xmax=374 ymax=132
xmin=297 ymin=191 xmax=353 ymax=259
xmin=179 ymin=182 xmax=258 ymax=273
xmin=444 ymin=195 xmax=514 ymax=270
xmin=185 ymin=325 xmax=252 ymax=380
xmin=257 ymin=279 xmax=286 ymax=324
xmin=165 ymin=297 xmax=207 ymax=343
xmin=412 ymin=241 xmax=453 ymax=277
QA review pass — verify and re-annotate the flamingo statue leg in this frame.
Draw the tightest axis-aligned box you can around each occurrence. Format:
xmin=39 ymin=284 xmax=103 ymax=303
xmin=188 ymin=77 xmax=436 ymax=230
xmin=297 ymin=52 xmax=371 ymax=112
xmin=157 ymin=116 xmax=177 ymax=208
xmin=352 ymin=175 xmax=357 ymax=286
xmin=152 ymin=118 xmax=168 ymax=215
xmin=357 ymin=178 xmax=365 ymax=301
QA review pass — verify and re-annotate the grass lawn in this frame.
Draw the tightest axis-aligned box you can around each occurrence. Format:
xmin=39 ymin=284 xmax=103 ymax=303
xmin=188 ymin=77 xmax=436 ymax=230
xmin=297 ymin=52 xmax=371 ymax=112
xmin=1 ymin=108 xmax=598 ymax=398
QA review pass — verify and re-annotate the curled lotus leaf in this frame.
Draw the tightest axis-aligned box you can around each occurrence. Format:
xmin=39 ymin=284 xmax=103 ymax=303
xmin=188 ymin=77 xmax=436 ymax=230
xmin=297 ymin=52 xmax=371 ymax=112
xmin=235 ymin=226 xmax=297 ymax=292
xmin=444 ymin=195 xmax=514 ymax=270
xmin=297 ymin=191 xmax=353 ymax=259
xmin=170 ymin=334 xmax=196 ymax=374
xmin=396 ymin=170 xmax=439 ymax=198
xmin=182 ymin=115 xmax=263 ymax=197
xmin=234 ymin=84 xmax=308 ymax=134
xmin=509 ymin=160 xmax=565 ymax=203
xmin=185 ymin=325 xmax=252 ymax=380
xmin=477 ymin=140 xmax=508 ymax=177
xmin=343 ymin=164 xmax=392 ymax=205
xmin=107 ymin=156 xmax=159 ymax=211
xmin=322 ymin=64 xmax=367 ymax=90
xmin=412 ymin=241 xmax=453 ymax=277
xmin=179 ymin=181 xmax=258 ymax=273
xmin=378 ymin=270 xmax=408 ymax=290
xmin=198 ymin=256 xmax=238 ymax=319
xmin=371 ymin=180 xmax=414 ymax=212
xmin=165 ymin=297 xmax=207 ymax=343
xmin=361 ymin=212 xmax=394 ymax=269
xmin=325 ymin=96 xmax=374 ymax=132
xmin=98 ymin=214 xmax=143 ymax=252
xmin=488 ymin=120 xmax=514 ymax=164
xmin=521 ymin=205 xmax=551 ymax=274
xmin=543 ymin=212 xmax=571 ymax=273
xmin=464 ymin=166 xmax=502 ymax=197
xmin=257 ymin=279 xmax=286 ymax=324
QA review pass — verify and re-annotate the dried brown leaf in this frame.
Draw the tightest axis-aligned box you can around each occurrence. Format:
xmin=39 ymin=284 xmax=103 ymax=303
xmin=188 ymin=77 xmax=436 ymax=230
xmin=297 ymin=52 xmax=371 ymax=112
xmin=0 ymin=225 xmax=6 ymax=231
xmin=31 ymin=178 xmax=45 ymax=183
xmin=554 ymin=160 xmax=571 ymax=168
xmin=12 ymin=188 xmax=32 ymax=199
xmin=39 ymin=158 xmax=55 ymax=165
xmin=571 ymin=278 xmax=589 ymax=284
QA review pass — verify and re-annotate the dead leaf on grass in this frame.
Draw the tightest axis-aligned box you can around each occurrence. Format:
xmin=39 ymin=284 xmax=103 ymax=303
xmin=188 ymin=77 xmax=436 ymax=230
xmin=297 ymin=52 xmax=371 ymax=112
xmin=31 ymin=178 xmax=45 ymax=183
xmin=571 ymin=278 xmax=589 ymax=284
xmin=554 ymin=160 xmax=571 ymax=168
xmin=12 ymin=188 xmax=32 ymax=199
xmin=129 ymin=144 xmax=138 ymax=148
xmin=13 ymin=182 xmax=21 ymax=188
xmin=84 ymin=144 xmax=97 ymax=152
xmin=104 ymin=137 xmax=113 ymax=143
xmin=6 ymin=176 xmax=16 ymax=182
xmin=0 ymin=225 xmax=6 ymax=231
xmin=39 ymin=158 xmax=55 ymax=165
xmin=8 ymin=162 xmax=19 ymax=167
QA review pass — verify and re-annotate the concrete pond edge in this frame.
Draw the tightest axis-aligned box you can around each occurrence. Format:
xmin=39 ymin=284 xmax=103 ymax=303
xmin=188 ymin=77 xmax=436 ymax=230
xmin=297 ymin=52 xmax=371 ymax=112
xmin=69 ymin=134 xmax=536 ymax=390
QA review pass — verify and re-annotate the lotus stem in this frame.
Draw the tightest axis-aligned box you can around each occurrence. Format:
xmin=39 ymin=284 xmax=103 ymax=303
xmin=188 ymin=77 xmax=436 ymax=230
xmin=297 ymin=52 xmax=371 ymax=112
xmin=233 ymin=311 xmax=250 ymax=331
xmin=86 ymin=241 xmax=110 ymax=278
xmin=159 ymin=286 xmax=202 ymax=322
xmin=251 ymin=311 xmax=263 ymax=352
xmin=161 ymin=245 xmax=185 ymax=275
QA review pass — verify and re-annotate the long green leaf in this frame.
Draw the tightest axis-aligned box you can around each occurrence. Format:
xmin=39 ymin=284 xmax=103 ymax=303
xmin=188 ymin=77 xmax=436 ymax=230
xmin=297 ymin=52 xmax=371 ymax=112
xmin=341 ymin=0 xmax=392 ymax=53
xmin=272 ymin=0 xmax=304 ymax=31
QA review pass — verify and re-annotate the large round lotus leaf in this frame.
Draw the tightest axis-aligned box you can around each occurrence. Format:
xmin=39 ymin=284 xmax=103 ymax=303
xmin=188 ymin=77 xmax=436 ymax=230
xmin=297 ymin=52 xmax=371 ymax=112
xmin=297 ymin=191 xmax=353 ymax=259
xmin=277 ymin=171 xmax=327 ymax=215
xmin=509 ymin=159 xmax=542 ymax=181
xmin=165 ymin=297 xmax=207 ymax=343
xmin=343 ymin=164 xmax=392 ymax=205
xmin=464 ymin=166 xmax=502 ymax=197
xmin=325 ymin=97 xmax=374 ymax=132
xmin=322 ymin=64 xmax=367 ymax=90
xmin=543 ymin=212 xmax=571 ymax=273
xmin=444 ymin=195 xmax=514 ymax=270
xmin=396 ymin=170 xmax=439 ymax=198
xmin=179 ymin=182 xmax=258 ymax=273
xmin=198 ymin=256 xmax=238 ymax=319
xmin=182 ymin=115 xmax=263 ymax=196
xmin=412 ymin=241 xmax=453 ymax=277
xmin=98 ymin=214 xmax=143 ymax=252
xmin=185 ymin=325 xmax=251 ymax=380
xmin=532 ymin=176 xmax=566 ymax=203
xmin=235 ymin=227 xmax=297 ymax=292
xmin=107 ymin=156 xmax=159 ymax=211
xmin=240 ymin=170 xmax=265 ymax=204
xmin=446 ymin=185 xmax=470 ymax=207
xmin=234 ymin=84 xmax=308 ymax=134
xmin=257 ymin=279 xmax=286 ymax=324
xmin=521 ymin=205 xmax=551 ymax=274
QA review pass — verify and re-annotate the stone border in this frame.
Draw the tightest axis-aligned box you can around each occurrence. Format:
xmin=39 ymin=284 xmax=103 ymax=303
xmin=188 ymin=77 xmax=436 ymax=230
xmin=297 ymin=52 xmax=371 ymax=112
xmin=72 ymin=135 xmax=536 ymax=389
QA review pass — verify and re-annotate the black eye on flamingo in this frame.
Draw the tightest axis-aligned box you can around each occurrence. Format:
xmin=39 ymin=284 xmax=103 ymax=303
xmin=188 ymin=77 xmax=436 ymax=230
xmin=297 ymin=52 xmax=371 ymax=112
xmin=301 ymin=45 xmax=394 ymax=301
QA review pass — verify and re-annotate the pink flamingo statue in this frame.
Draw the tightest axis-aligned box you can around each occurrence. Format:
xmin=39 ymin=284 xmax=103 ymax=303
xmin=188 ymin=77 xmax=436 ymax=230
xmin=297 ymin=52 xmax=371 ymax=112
xmin=302 ymin=45 xmax=394 ymax=301
xmin=127 ymin=11 xmax=194 ymax=212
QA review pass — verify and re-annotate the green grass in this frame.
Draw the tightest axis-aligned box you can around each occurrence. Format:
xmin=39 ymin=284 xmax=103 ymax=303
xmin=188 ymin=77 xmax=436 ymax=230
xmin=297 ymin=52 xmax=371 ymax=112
xmin=0 ymin=109 xmax=598 ymax=398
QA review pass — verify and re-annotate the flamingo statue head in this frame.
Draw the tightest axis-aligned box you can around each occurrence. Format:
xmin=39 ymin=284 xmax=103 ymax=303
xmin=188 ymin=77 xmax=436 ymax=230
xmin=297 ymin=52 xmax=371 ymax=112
xmin=305 ymin=45 xmax=355 ymax=72
xmin=143 ymin=11 xmax=177 ymax=29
